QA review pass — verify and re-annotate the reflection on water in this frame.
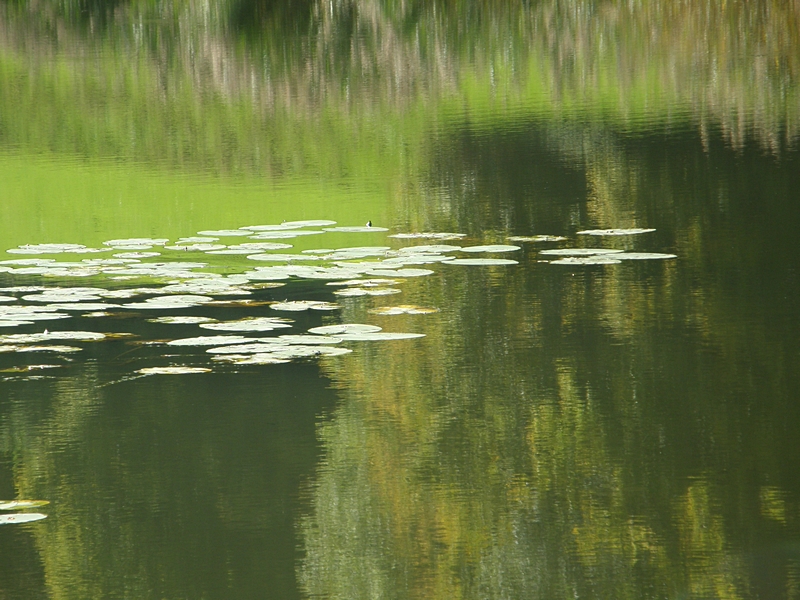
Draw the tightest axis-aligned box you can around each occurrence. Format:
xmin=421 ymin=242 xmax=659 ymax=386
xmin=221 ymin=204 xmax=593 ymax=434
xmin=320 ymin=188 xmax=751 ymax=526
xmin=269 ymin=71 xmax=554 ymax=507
xmin=0 ymin=1 xmax=799 ymax=599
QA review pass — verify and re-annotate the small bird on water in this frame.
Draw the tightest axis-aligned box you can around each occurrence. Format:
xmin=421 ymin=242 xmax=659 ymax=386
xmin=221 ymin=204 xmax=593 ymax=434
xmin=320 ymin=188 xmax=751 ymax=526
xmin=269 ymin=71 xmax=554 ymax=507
xmin=366 ymin=220 xmax=372 ymax=227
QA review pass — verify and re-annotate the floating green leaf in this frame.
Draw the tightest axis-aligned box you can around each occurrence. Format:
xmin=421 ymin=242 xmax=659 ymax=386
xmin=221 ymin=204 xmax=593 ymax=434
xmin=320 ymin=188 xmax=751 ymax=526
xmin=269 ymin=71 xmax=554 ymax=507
xmin=446 ymin=258 xmax=519 ymax=265
xmin=577 ymin=228 xmax=656 ymax=236
xmin=507 ymin=235 xmax=568 ymax=242
xmin=0 ymin=500 xmax=50 ymax=510
xmin=538 ymin=248 xmax=625 ymax=256
xmin=460 ymin=245 xmax=521 ymax=253
xmin=308 ymin=324 xmax=382 ymax=335
xmin=0 ymin=513 xmax=48 ymax=525
xmin=167 ymin=336 xmax=252 ymax=346
xmin=137 ymin=367 xmax=212 ymax=375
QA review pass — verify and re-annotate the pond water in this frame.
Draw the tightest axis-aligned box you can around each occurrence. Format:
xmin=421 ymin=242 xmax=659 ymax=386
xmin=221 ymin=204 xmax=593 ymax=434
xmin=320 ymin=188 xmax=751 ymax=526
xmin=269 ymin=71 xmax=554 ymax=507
xmin=1 ymin=2 xmax=800 ymax=598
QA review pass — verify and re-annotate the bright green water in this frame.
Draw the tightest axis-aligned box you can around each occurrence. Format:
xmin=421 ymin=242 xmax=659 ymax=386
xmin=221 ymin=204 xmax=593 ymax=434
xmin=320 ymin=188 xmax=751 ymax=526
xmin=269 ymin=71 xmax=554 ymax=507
xmin=1 ymin=2 xmax=799 ymax=598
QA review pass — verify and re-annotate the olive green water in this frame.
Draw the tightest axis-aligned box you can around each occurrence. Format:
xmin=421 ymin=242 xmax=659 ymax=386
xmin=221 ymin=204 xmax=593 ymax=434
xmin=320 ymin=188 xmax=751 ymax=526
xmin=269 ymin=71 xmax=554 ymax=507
xmin=1 ymin=2 xmax=800 ymax=598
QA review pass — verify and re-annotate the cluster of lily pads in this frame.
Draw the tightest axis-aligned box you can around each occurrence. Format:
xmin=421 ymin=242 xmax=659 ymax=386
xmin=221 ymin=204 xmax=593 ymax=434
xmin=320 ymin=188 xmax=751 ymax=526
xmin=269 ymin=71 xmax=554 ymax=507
xmin=0 ymin=222 xmax=675 ymax=378
xmin=0 ymin=500 xmax=48 ymax=525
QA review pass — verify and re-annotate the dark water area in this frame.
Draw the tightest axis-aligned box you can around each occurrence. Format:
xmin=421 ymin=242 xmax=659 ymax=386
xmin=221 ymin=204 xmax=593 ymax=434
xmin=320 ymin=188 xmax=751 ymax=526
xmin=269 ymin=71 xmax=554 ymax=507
xmin=1 ymin=1 xmax=800 ymax=598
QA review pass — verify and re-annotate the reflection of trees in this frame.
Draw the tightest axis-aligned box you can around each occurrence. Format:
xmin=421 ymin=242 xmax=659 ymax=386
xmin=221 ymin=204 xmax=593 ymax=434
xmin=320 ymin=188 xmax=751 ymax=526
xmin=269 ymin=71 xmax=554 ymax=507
xmin=0 ymin=0 xmax=797 ymax=175
xmin=301 ymin=133 xmax=800 ymax=597
xmin=0 ymin=364 xmax=336 ymax=598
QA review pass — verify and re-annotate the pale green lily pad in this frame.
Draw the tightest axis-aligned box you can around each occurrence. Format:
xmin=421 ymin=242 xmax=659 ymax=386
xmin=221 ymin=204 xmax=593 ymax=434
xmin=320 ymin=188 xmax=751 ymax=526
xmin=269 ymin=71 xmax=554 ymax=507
xmin=326 ymin=278 xmax=396 ymax=287
xmin=113 ymin=252 xmax=162 ymax=259
xmin=368 ymin=305 xmax=439 ymax=315
xmin=212 ymin=354 xmax=290 ymax=365
xmin=333 ymin=332 xmax=426 ymax=341
xmin=249 ymin=230 xmax=326 ymax=239
xmin=246 ymin=253 xmax=321 ymax=262
xmin=278 ymin=335 xmax=343 ymax=345
xmin=1 ymin=330 xmax=104 ymax=343
xmin=302 ymin=248 xmax=336 ymax=254
xmin=147 ymin=316 xmax=218 ymax=325
xmin=0 ymin=296 xmax=16 ymax=303
xmin=381 ymin=255 xmax=454 ymax=265
xmin=388 ymin=232 xmax=466 ymax=240
xmin=47 ymin=303 xmax=122 ymax=311
xmin=164 ymin=244 xmax=227 ymax=251
xmin=23 ymin=293 xmax=102 ymax=302
xmin=550 ymin=256 xmax=622 ymax=265
xmin=167 ymin=335 xmax=252 ymax=346
xmin=333 ymin=287 xmax=402 ymax=297
xmin=300 ymin=268 xmax=367 ymax=280
xmin=103 ymin=238 xmax=169 ymax=246
xmin=446 ymin=258 xmax=519 ymax=266
xmin=507 ymin=235 xmax=568 ymax=242
xmin=614 ymin=252 xmax=677 ymax=260
xmin=176 ymin=237 xmax=220 ymax=243
xmin=0 ymin=500 xmax=49 ymax=511
xmin=137 ymin=366 xmax=212 ymax=375
xmin=207 ymin=342 xmax=290 ymax=354
xmin=196 ymin=230 xmax=251 ymax=237
xmin=365 ymin=268 xmax=435 ymax=277
xmin=0 ymin=321 xmax=33 ymax=327
xmin=398 ymin=244 xmax=462 ymax=253
xmin=270 ymin=301 xmax=341 ymax=311
xmin=282 ymin=220 xmax=338 ymax=227
xmin=460 ymin=245 xmax=521 ymax=253
xmin=323 ymin=226 xmax=389 ymax=233
xmin=0 ymin=259 xmax=57 ymax=266
xmin=538 ymin=248 xmax=625 ymax=256
xmin=0 ymin=345 xmax=83 ymax=353
xmin=0 ymin=513 xmax=47 ymax=525
xmin=240 ymin=224 xmax=306 ymax=231
xmin=577 ymin=228 xmax=656 ymax=236
xmin=200 ymin=317 xmax=294 ymax=332
xmin=308 ymin=324 xmax=382 ymax=335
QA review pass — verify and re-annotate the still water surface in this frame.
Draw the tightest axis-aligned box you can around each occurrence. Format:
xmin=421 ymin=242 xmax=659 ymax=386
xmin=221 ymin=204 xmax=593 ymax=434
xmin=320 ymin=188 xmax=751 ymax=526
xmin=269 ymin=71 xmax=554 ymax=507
xmin=1 ymin=2 xmax=800 ymax=598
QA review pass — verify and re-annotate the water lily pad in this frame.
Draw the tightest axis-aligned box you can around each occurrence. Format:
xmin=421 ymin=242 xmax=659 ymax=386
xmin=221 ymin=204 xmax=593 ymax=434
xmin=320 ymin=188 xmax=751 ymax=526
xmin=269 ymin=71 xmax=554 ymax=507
xmin=278 ymin=335 xmax=343 ymax=345
xmin=113 ymin=252 xmax=162 ymax=259
xmin=613 ymin=252 xmax=677 ymax=260
xmin=398 ymin=244 xmax=462 ymax=253
xmin=137 ymin=366 xmax=212 ymax=375
xmin=167 ymin=335 xmax=252 ymax=346
xmin=0 ymin=331 xmax=106 ymax=344
xmin=164 ymin=244 xmax=227 ymax=252
xmin=240 ymin=224 xmax=306 ymax=231
xmin=333 ymin=332 xmax=426 ymax=341
xmin=23 ymin=293 xmax=103 ymax=302
xmin=282 ymin=220 xmax=338 ymax=227
xmin=365 ymin=268 xmax=435 ymax=277
xmin=270 ymin=301 xmax=341 ymax=312
xmin=196 ymin=230 xmax=251 ymax=237
xmin=0 ymin=345 xmax=83 ymax=353
xmin=368 ymin=305 xmax=439 ymax=315
xmin=333 ymin=287 xmax=402 ymax=297
xmin=147 ymin=316 xmax=218 ymax=325
xmin=200 ymin=317 xmax=294 ymax=332
xmin=322 ymin=226 xmax=389 ymax=233
xmin=212 ymin=354 xmax=290 ymax=365
xmin=577 ymin=228 xmax=656 ymax=236
xmin=103 ymin=238 xmax=169 ymax=246
xmin=538 ymin=248 xmax=625 ymax=256
xmin=0 ymin=513 xmax=47 ymax=525
xmin=207 ymin=342 xmax=289 ymax=354
xmin=246 ymin=253 xmax=321 ymax=262
xmin=446 ymin=258 xmax=519 ymax=265
xmin=381 ymin=255 xmax=454 ymax=265
xmin=176 ymin=237 xmax=220 ymax=243
xmin=388 ymin=232 xmax=466 ymax=240
xmin=0 ymin=500 xmax=50 ymax=511
xmin=326 ymin=278 xmax=396 ymax=287
xmin=0 ymin=321 xmax=33 ymax=327
xmin=308 ymin=324 xmax=382 ymax=335
xmin=47 ymin=303 xmax=122 ymax=311
xmin=0 ymin=296 xmax=16 ymax=303
xmin=460 ymin=244 xmax=521 ymax=253
xmin=249 ymin=230 xmax=326 ymax=239
xmin=507 ymin=235 xmax=568 ymax=242
xmin=549 ymin=256 xmax=623 ymax=265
